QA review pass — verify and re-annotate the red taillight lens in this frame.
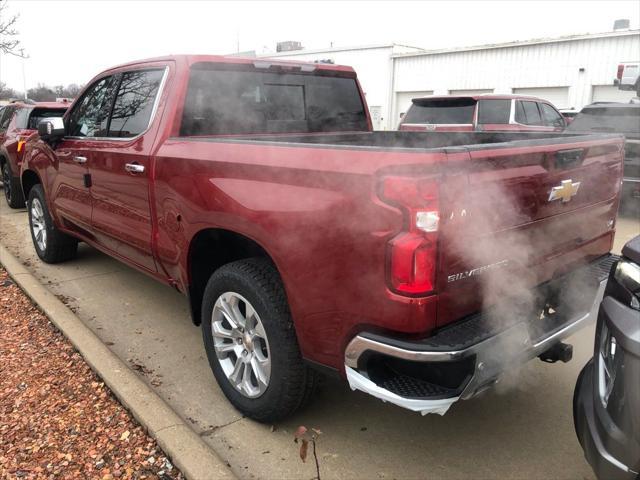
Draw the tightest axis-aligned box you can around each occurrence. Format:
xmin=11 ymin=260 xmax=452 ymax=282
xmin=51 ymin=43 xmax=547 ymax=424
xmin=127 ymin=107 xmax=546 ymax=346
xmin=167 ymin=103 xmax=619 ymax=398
xmin=389 ymin=232 xmax=437 ymax=294
xmin=380 ymin=176 xmax=439 ymax=296
xmin=617 ymin=64 xmax=624 ymax=80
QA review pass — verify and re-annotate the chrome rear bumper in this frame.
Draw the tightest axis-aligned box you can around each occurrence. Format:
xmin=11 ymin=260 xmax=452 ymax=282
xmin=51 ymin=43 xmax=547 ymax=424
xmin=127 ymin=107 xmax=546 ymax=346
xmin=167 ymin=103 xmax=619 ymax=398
xmin=345 ymin=255 xmax=616 ymax=415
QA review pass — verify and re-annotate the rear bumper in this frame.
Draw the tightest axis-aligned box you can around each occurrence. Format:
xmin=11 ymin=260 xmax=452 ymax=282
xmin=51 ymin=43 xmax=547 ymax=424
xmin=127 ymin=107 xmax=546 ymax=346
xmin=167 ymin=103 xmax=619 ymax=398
xmin=345 ymin=254 xmax=617 ymax=415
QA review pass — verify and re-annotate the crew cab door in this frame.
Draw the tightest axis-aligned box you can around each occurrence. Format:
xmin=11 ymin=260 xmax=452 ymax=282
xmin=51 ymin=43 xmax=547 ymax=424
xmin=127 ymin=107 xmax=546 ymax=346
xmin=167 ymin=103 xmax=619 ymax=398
xmin=87 ymin=67 xmax=167 ymax=273
xmin=53 ymin=75 xmax=118 ymax=230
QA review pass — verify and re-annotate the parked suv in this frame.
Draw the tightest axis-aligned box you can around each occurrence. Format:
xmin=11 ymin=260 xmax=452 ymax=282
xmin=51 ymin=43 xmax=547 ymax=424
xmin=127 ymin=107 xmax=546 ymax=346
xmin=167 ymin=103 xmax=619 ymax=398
xmin=574 ymin=235 xmax=640 ymax=480
xmin=398 ymin=94 xmax=566 ymax=132
xmin=567 ymin=101 xmax=640 ymax=215
xmin=0 ymin=101 xmax=69 ymax=208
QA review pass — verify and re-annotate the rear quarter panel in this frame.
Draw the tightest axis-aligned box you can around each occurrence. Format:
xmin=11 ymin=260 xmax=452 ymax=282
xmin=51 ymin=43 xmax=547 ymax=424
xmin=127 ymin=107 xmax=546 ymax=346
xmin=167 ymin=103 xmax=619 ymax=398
xmin=152 ymin=139 xmax=446 ymax=368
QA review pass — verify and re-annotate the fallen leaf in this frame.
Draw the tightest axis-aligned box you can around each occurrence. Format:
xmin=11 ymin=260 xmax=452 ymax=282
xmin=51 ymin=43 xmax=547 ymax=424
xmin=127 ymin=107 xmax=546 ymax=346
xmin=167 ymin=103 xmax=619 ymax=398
xmin=299 ymin=438 xmax=308 ymax=463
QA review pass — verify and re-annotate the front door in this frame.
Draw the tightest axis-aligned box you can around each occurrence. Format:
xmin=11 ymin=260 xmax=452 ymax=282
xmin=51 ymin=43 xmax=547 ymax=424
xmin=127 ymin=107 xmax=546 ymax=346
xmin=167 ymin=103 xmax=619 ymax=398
xmin=88 ymin=67 xmax=166 ymax=273
xmin=52 ymin=76 xmax=117 ymax=231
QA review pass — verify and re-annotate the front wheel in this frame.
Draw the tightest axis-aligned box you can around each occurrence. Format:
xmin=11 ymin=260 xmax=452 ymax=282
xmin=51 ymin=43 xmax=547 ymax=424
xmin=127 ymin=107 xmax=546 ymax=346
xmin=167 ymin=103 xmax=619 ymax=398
xmin=2 ymin=162 xmax=25 ymax=209
xmin=27 ymin=184 xmax=78 ymax=263
xmin=201 ymin=258 xmax=317 ymax=422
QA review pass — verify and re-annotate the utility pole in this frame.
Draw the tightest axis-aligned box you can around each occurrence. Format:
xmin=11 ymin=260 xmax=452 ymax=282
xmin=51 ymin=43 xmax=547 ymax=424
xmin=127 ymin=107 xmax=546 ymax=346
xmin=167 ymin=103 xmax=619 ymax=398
xmin=21 ymin=49 xmax=27 ymax=99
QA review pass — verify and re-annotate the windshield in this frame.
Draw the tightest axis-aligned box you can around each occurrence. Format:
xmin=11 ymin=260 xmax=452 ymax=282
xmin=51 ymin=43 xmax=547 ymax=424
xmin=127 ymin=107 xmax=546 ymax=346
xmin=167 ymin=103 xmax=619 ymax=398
xmin=567 ymin=104 xmax=640 ymax=139
xmin=402 ymin=98 xmax=476 ymax=125
xmin=180 ymin=64 xmax=369 ymax=135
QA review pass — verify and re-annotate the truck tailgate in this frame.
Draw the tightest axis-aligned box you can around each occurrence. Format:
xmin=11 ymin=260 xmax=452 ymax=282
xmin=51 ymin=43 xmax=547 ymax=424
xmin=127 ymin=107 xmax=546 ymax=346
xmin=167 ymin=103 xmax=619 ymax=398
xmin=437 ymin=135 xmax=624 ymax=327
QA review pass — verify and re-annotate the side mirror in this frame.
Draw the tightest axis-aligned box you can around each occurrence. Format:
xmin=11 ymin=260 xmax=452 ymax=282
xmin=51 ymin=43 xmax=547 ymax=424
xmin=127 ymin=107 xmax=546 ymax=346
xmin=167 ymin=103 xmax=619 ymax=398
xmin=37 ymin=117 xmax=65 ymax=144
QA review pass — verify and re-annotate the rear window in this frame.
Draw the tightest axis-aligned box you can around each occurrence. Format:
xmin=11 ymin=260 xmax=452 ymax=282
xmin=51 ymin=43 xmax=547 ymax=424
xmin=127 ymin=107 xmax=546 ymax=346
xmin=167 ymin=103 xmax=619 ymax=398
xmin=477 ymin=99 xmax=511 ymax=124
xmin=567 ymin=105 xmax=640 ymax=138
xmin=180 ymin=64 xmax=368 ymax=136
xmin=403 ymin=98 xmax=476 ymax=125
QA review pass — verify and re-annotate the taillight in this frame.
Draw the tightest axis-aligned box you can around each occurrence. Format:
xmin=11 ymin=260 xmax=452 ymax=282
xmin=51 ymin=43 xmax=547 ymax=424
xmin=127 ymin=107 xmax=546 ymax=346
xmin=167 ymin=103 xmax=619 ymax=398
xmin=617 ymin=64 xmax=624 ymax=80
xmin=380 ymin=176 xmax=439 ymax=296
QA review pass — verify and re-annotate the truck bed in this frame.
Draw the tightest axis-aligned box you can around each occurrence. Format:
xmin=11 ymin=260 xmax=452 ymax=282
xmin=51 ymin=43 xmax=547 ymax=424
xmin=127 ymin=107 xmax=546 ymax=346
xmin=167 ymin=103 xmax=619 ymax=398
xmin=196 ymin=130 xmax=613 ymax=151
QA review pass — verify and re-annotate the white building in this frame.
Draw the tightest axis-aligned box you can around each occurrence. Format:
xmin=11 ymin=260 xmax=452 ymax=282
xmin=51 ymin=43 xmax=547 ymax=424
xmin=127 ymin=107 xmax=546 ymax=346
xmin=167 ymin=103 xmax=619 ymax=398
xmin=265 ymin=30 xmax=640 ymax=130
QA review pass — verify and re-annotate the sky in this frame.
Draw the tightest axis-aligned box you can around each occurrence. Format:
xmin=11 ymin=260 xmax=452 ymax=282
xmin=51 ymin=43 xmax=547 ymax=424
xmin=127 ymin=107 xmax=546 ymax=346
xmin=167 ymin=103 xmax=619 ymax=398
xmin=0 ymin=0 xmax=639 ymax=91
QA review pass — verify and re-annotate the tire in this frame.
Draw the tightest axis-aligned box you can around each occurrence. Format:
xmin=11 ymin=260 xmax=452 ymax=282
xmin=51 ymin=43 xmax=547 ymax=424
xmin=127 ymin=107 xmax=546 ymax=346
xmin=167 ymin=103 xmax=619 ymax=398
xmin=27 ymin=184 xmax=78 ymax=263
xmin=201 ymin=258 xmax=317 ymax=422
xmin=2 ymin=161 xmax=25 ymax=209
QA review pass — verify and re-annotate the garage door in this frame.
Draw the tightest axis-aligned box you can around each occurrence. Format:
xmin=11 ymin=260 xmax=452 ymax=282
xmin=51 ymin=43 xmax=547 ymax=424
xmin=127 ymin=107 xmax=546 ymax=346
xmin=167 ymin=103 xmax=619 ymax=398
xmin=512 ymin=87 xmax=569 ymax=109
xmin=395 ymin=90 xmax=434 ymax=120
xmin=448 ymin=89 xmax=493 ymax=96
xmin=591 ymin=85 xmax=637 ymax=104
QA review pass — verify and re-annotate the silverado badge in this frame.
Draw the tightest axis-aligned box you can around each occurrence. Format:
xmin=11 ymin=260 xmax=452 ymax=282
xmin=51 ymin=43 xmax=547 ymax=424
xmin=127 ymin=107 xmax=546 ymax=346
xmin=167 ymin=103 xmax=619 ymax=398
xmin=548 ymin=179 xmax=580 ymax=203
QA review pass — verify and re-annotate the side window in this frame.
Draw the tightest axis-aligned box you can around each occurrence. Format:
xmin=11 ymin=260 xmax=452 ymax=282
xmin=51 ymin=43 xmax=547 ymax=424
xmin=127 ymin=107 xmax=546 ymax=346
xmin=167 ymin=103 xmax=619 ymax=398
xmin=0 ymin=107 xmax=15 ymax=131
xmin=67 ymin=76 xmax=118 ymax=137
xmin=477 ymin=99 xmax=511 ymax=124
xmin=517 ymin=101 xmax=543 ymax=125
xmin=540 ymin=103 xmax=564 ymax=127
xmin=108 ymin=69 xmax=164 ymax=138
xmin=515 ymin=101 xmax=526 ymax=124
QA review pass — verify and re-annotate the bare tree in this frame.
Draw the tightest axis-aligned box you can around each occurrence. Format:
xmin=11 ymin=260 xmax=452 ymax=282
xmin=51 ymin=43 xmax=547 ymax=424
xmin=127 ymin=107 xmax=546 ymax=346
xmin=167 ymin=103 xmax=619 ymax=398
xmin=0 ymin=80 xmax=15 ymax=98
xmin=0 ymin=0 xmax=23 ymax=57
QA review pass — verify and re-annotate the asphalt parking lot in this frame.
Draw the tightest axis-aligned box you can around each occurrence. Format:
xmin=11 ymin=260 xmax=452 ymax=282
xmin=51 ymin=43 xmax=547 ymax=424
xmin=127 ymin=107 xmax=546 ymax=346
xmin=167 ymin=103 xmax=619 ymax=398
xmin=1 ymin=194 xmax=638 ymax=480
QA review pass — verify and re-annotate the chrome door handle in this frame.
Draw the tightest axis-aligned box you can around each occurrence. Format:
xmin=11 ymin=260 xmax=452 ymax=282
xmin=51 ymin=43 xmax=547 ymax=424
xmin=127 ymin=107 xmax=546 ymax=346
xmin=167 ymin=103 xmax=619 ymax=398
xmin=73 ymin=156 xmax=87 ymax=164
xmin=125 ymin=163 xmax=145 ymax=174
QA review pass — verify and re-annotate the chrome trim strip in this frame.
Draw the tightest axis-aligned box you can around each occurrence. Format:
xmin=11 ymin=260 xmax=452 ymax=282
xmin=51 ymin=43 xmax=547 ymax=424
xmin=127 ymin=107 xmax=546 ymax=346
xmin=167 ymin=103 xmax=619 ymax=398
xmin=64 ymin=66 xmax=169 ymax=143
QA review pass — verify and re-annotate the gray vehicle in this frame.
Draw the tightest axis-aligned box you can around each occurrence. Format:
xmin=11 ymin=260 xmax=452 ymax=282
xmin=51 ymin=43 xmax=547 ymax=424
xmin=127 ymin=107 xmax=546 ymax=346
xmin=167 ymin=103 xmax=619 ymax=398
xmin=567 ymin=102 xmax=640 ymax=215
xmin=574 ymin=235 xmax=640 ymax=480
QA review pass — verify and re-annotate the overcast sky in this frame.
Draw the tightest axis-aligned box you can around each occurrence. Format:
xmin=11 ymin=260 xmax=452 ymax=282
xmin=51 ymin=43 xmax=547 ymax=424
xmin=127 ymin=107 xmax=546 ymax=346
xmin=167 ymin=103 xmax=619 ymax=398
xmin=0 ymin=0 xmax=638 ymax=91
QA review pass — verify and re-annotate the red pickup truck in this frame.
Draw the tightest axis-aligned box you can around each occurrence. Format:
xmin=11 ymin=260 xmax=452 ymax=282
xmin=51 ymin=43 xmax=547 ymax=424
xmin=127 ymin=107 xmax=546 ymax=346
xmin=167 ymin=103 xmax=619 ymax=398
xmin=0 ymin=101 xmax=69 ymax=208
xmin=21 ymin=55 xmax=624 ymax=422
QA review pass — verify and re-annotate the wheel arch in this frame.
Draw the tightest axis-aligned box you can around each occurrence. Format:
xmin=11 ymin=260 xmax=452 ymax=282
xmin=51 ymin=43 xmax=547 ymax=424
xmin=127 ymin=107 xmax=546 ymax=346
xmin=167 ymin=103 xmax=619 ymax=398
xmin=187 ymin=228 xmax=280 ymax=326
xmin=21 ymin=169 xmax=42 ymax=201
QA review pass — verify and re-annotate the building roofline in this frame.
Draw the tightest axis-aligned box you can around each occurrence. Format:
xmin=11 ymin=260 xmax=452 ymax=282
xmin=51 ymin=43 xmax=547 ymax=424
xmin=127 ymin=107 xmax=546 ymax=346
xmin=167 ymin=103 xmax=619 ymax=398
xmin=261 ymin=43 xmax=424 ymax=57
xmin=391 ymin=29 xmax=640 ymax=59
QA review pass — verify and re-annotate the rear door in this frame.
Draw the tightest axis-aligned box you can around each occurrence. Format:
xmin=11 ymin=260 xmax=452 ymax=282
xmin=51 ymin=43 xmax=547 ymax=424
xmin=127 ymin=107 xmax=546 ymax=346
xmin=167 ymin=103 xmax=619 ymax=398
xmin=88 ymin=66 xmax=167 ymax=273
xmin=437 ymin=135 xmax=623 ymax=326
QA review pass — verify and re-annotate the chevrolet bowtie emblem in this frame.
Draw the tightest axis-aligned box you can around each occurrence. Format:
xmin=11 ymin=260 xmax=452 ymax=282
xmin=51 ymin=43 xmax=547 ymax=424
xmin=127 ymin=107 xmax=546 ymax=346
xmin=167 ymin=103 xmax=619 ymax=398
xmin=548 ymin=179 xmax=580 ymax=203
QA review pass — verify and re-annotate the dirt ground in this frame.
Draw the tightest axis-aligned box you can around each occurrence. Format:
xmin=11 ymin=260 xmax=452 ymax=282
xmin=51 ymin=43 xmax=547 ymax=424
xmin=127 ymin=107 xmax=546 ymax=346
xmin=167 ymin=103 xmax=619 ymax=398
xmin=0 ymin=268 xmax=184 ymax=480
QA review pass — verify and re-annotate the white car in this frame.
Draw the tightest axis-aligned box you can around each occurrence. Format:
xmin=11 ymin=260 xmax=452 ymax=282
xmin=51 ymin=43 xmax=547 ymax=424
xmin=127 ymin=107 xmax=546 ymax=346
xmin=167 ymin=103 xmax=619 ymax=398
xmin=614 ymin=62 xmax=640 ymax=95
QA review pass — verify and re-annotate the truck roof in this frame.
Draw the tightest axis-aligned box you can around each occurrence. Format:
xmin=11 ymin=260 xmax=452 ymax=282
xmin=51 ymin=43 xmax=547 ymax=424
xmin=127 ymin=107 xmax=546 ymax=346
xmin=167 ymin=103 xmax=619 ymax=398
xmin=412 ymin=94 xmax=553 ymax=102
xmin=7 ymin=101 xmax=70 ymax=109
xmin=102 ymin=54 xmax=357 ymax=75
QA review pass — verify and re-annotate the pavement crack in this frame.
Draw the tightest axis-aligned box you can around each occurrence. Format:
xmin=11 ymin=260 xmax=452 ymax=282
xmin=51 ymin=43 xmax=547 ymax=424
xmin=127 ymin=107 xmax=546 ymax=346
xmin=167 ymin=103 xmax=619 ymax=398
xmin=199 ymin=417 xmax=244 ymax=437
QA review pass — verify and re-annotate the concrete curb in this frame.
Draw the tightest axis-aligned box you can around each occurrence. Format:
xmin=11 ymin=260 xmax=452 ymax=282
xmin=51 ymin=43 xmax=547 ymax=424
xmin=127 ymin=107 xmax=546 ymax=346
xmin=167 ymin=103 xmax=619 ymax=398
xmin=0 ymin=243 xmax=236 ymax=480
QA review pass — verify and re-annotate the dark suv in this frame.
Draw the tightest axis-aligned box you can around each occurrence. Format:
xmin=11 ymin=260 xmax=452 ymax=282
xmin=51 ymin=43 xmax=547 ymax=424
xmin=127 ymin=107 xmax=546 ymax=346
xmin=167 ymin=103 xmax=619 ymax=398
xmin=574 ymin=235 xmax=640 ymax=480
xmin=0 ymin=101 xmax=69 ymax=208
xmin=567 ymin=102 xmax=640 ymax=215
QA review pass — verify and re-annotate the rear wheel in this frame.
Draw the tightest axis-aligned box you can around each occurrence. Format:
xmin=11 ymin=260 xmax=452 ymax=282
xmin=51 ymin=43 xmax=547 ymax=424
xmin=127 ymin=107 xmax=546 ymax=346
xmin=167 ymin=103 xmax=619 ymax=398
xmin=201 ymin=258 xmax=317 ymax=422
xmin=27 ymin=184 xmax=78 ymax=263
xmin=2 ymin=161 xmax=25 ymax=209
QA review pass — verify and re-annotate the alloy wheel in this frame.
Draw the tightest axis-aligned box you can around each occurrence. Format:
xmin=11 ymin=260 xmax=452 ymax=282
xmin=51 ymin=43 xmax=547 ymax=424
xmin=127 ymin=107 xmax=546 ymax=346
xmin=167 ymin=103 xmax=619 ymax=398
xmin=211 ymin=291 xmax=271 ymax=398
xmin=2 ymin=164 xmax=11 ymax=203
xmin=30 ymin=197 xmax=47 ymax=251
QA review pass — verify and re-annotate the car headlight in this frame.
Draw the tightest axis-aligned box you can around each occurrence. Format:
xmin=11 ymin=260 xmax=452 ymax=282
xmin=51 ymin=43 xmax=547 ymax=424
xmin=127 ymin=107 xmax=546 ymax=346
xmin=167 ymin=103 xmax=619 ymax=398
xmin=598 ymin=323 xmax=621 ymax=408
xmin=612 ymin=259 xmax=640 ymax=310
